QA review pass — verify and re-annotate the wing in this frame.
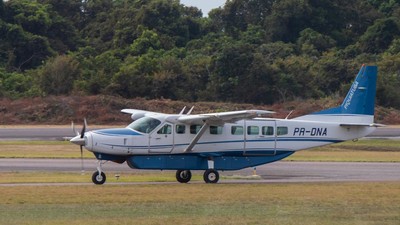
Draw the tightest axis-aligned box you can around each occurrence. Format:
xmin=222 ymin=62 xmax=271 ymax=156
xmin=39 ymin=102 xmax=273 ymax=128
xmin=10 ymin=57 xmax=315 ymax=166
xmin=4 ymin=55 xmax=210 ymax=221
xmin=178 ymin=110 xmax=274 ymax=153
xmin=121 ymin=109 xmax=164 ymax=120
xmin=177 ymin=110 xmax=274 ymax=125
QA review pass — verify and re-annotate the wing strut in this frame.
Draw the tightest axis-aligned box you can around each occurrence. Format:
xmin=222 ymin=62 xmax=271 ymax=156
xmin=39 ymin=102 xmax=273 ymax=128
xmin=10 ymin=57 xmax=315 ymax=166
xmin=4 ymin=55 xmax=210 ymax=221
xmin=184 ymin=122 xmax=210 ymax=152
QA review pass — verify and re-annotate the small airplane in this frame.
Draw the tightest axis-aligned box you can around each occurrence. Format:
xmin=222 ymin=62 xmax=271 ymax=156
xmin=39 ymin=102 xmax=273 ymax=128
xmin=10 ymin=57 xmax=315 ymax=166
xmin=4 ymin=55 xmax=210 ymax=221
xmin=71 ymin=65 xmax=380 ymax=184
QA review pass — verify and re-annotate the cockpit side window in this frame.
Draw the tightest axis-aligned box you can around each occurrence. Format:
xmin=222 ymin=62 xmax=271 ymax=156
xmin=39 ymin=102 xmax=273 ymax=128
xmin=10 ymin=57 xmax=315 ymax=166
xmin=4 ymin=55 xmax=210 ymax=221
xmin=127 ymin=117 xmax=161 ymax=133
xmin=157 ymin=124 xmax=172 ymax=134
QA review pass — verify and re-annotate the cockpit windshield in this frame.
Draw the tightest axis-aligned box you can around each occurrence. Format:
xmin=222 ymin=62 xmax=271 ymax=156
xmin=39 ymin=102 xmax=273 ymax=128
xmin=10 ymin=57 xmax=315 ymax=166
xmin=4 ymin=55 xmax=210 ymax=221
xmin=127 ymin=117 xmax=161 ymax=134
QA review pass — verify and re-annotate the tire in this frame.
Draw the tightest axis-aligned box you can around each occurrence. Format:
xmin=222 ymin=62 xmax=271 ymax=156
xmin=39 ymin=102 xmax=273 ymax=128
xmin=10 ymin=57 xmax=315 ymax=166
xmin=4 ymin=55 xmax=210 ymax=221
xmin=176 ymin=170 xmax=192 ymax=183
xmin=92 ymin=171 xmax=106 ymax=185
xmin=203 ymin=169 xmax=219 ymax=183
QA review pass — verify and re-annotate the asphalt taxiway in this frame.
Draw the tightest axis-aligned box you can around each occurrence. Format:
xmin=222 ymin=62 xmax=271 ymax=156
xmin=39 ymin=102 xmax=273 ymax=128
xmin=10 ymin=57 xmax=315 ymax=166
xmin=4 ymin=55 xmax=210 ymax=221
xmin=0 ymin=159 xmax=399 ymax=184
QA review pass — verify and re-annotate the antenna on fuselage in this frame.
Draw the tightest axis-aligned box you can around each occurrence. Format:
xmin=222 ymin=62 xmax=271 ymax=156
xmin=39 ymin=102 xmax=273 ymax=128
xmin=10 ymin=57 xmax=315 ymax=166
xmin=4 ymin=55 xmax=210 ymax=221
xmin=285 ymin=110 xmax=294 ymax=119
xmin=187 ymin=106 xmax=194 ymax=114
xmin=179 ymin=106 xmax=187 ymax=115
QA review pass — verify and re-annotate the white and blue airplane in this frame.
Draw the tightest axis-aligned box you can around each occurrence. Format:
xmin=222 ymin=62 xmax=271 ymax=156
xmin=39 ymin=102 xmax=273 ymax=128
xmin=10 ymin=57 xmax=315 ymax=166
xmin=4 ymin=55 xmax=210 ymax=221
xmin=71 ymin=65 xmax=379 ymax=184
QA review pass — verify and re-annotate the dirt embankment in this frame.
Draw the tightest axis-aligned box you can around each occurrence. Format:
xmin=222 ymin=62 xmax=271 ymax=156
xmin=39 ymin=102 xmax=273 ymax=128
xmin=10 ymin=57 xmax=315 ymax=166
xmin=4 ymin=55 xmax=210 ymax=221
xmin=0 ymin=95 xmax=399 ymax=125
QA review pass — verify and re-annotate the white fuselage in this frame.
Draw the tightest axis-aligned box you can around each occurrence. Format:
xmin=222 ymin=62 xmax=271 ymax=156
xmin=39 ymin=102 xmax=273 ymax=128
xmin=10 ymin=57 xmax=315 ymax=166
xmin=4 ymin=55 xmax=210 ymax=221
xmin=83 ymin=116 xmax=375 ymax=156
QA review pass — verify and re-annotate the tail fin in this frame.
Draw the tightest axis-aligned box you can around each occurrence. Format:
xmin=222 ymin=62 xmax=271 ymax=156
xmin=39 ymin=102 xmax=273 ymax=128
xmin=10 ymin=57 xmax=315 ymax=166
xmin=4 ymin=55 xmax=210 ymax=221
xmin=296 ymin=65 xmax=378 ymax=123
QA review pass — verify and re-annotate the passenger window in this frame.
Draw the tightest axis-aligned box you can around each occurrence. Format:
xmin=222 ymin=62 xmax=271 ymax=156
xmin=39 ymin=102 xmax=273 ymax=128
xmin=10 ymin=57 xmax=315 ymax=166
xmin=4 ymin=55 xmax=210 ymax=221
xmin=262 ymin=126 xmax=274 ymax=135
xmin=157 ymin=124 xmax=172 ymax=134
xmin=277 ymin=127 xmax=288 ymax=136
xmin=231 ymin=126 xmax=243 ymax=135
xmin=247 ymin=126 xmax=259 ymax=135
xmin=210 ymin=126 xmax=223 ymax=135
xmin=176 ymin=125 xmax=185 ymax=134
xmin=190 ymin=125 xmax=202 ymax=134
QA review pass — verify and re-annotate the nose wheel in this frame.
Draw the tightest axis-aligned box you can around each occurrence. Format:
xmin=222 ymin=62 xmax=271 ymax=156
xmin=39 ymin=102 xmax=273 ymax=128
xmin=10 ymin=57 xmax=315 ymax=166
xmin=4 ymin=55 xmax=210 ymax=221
xmin=92 ymin=160 xmax=107 ymax=185
xmin=92 ymin=171 xmax=106 ymax=185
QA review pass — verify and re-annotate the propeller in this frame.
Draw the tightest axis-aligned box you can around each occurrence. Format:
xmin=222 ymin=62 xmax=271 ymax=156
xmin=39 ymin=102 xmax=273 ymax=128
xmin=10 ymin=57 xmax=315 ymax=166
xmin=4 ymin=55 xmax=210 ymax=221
xmin=70 ymin=118 xmax=87 ymax=174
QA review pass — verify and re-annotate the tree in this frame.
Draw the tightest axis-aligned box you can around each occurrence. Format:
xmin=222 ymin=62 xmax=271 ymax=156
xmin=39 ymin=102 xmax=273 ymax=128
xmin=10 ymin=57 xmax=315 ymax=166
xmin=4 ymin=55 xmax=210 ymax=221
xmin=272 ymin=55 xmax=317 ymax=102
xmin=0 ymin=0 xmax=4 ymax=18
xmin=218 ymin=0 xmax=274 ymax=37
xmin=135 ymin=0 xmax=201 ymax=47
xmin=4 ymin=23 xmax=54 ymax=71
xmin=297 ymin=28 xmax=336 ymax=56
xmin=208 ymin=41 xmax=255 ymax=102
xmin=264 ymin=0 xmax=313 ymax=42
xmin=109 ymin=50 xmax=163 ymax=98
xmin=358 ymin=17 xmax=400 ymax=53
xmin=38 ymin=0 xmax=84 ymax=29
xmin=38 ymin=55 xmax=80 ymax=95
xmin=376 ymin=53 xmax=400 ymax=108
xmin=130 ymin=28 xmax=162 ymax=55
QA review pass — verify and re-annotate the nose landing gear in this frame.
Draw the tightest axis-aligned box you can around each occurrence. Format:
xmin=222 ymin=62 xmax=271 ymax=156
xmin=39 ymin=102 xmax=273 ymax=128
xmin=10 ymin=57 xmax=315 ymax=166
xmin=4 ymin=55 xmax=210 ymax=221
xmin=92 ymin=171 xmax=106 ymax=185
xmin=92 ymin=160 xmax=107 ymax=185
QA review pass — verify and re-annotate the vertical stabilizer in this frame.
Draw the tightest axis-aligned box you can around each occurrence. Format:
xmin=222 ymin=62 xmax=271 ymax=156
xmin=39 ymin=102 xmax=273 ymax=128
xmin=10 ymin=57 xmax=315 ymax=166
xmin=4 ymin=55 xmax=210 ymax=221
xmin=295 ymin=65 xmax=378 ymax=123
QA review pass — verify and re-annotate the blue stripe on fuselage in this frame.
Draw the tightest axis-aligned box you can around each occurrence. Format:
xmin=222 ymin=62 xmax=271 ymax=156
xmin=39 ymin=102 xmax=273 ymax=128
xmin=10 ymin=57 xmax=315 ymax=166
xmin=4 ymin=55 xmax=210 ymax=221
xmin=98 ymin=137 xmax=342 ymax=149
xmin=93 ymin=128 xmax=142 ymax=136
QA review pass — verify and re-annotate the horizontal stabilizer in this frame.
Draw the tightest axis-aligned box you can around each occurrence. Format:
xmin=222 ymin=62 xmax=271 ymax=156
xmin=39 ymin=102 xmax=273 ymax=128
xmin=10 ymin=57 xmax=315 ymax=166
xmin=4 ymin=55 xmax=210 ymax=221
xmin=340 ymin=123 xmax=385 ymax=127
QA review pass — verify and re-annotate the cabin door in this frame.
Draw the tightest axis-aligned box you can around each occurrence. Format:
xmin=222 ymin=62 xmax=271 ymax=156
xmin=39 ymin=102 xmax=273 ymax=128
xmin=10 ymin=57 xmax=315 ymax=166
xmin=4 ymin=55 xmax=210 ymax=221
xmin=244 ymin=120 xmax=276 ymax=156
xmin=149 ymin=123 xmax=174 ymax=153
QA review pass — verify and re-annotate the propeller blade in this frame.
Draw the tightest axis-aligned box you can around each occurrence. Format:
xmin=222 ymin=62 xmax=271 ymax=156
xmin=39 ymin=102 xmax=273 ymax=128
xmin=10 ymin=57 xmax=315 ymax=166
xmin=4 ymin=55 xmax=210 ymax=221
xmin=80 ymin=145 xmax=84 ymax=173
xmin=80 ymin=118 xmax=87 ymax=138
xmin=71 ymin=121 xmax=78 ymax=136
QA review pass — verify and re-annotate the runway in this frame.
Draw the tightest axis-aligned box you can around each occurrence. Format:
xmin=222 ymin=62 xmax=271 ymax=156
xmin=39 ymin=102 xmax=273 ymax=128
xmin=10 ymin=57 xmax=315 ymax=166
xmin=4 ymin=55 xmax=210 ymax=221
xmin=1 ymin=159 xmax=399 ymax=184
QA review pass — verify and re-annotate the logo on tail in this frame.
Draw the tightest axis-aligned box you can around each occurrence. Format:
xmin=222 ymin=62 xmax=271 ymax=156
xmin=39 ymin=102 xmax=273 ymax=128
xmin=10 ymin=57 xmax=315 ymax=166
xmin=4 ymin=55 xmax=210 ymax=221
xmin=343 ymin=80 xmax=359 ymax=110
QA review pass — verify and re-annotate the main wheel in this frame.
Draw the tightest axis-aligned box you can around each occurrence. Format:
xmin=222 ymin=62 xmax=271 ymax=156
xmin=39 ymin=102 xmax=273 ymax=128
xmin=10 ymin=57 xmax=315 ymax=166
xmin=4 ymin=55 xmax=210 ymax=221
xmin=92 ymin=171 xmax=106 ymax=185
xmin=203 ymin=169 xmax=219 ymax=183
xmin=176 ymin=170 xmax=192 ymax=183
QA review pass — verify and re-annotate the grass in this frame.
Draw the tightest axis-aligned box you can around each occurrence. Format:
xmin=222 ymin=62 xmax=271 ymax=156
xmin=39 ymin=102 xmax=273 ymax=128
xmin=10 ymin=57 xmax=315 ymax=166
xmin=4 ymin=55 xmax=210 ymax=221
xmin=1 ymin=139 xmax=400 ymax=162
xmin=0 ymin=182 xmax=399 ymax=225
xmin=0 ymin=138 xmax=398 ymax=224
xmin=0 ymin=171 xmax=203 ymax=183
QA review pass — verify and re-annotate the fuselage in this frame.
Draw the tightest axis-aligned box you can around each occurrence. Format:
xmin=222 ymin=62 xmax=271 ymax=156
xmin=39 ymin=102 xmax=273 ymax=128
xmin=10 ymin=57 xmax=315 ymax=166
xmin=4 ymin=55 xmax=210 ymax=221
xmin=83 ymin=115 xmax=375 ymax=158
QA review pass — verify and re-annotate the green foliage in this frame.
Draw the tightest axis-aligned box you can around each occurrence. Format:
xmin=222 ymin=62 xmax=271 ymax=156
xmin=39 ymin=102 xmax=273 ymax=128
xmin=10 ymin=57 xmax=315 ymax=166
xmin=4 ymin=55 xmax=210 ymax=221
xmin=1 ymin=0 xmax=400 ymax=109
xmin=358 ymin=17 xmax=400 ymax=53
xmin=0 ymin=67 xmax=38 ymax=98
xmin=297 ymin=28 xmax=336 ymax=56
xmin=130 ymin=28 xmax=162 ymax=55
xmin=37 ymin=55 xmax=80 ymax=95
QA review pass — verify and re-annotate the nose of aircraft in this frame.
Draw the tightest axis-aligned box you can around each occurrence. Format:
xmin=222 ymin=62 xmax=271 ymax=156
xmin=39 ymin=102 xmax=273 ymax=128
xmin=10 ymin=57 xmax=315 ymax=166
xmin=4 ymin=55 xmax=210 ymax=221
xmin=70 ymin=132 xmax=93 ymax=150
xmin=70 ymin=135 xmax=85 ymax=146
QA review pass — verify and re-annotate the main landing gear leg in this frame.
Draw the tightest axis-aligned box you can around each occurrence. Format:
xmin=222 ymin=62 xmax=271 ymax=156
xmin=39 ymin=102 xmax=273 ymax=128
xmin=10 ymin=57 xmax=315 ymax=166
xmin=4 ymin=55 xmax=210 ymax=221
xmin=92 ymin=160 xmax=106 ymax=185
xmin=203 ymin=157 xmax=219 ymax=183
xmin=176 ymin=170 xmax=192 ymax=183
